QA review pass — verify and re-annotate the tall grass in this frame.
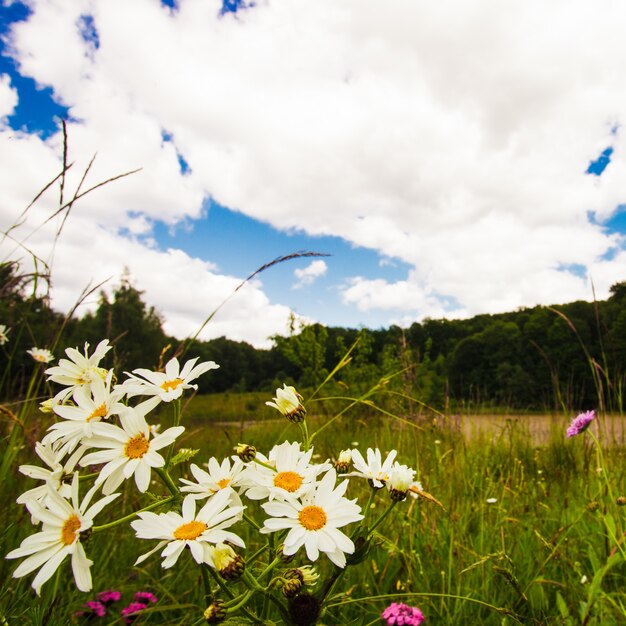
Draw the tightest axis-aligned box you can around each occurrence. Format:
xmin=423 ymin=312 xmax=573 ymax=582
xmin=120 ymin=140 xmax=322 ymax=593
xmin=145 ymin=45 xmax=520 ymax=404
xmin=2 ymin=400 xmax=626 ymax=624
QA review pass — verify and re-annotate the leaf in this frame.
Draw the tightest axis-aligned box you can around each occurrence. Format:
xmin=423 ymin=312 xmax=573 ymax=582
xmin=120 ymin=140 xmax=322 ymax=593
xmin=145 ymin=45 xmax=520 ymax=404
xmin=556 ymin=591 xmax=570 ymax=619
xmin=169 ymin=448 xmax=199 ymax=466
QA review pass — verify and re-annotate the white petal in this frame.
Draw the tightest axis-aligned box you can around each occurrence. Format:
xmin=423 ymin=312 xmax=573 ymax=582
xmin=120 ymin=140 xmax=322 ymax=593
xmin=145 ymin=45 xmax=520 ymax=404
xmin=71 ymin=542 xmax=93 ymax=592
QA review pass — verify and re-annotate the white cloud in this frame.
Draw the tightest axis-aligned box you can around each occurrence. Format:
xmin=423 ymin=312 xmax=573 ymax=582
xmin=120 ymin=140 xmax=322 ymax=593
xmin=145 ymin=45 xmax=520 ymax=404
xmin=0 ymin=74 xmax=18 ymax=119
xmin=2 ymin=0 xmax=626 ymax=342
xmin=293 ymin=259 xmax=327 ymax=289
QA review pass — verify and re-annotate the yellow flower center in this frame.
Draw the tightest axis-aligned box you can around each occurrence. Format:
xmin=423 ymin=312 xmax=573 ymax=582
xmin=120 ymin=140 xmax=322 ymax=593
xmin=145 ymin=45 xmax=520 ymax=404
xmin=298 ymin=505 xmax=327 ymax=531
xmin=161 ymin=378 xmax=184 ymax=392
xmin=87 ymin=403 xmax=107 ymax=422
xmin=61 ymin=514 xmax=81 ymax=545
xmin=124 ymin=433 xmax=150 ymax=459
xmin=174 ymin=520 xmax=208 ymax=540
xmin=273 ymin=471 xmax=303 ymax=493
xmin=217 ymin=478 xmax=231 ymax=489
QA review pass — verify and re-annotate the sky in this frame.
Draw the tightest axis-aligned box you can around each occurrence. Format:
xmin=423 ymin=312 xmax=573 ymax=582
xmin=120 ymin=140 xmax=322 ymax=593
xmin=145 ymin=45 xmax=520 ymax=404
xmin=1 ymin=0 xmax=625 ymax=349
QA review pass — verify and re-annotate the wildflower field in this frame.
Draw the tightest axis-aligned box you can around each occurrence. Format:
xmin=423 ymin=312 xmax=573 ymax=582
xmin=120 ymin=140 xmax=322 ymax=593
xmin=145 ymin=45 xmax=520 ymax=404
xmin=1 ymin=332 xmax=625 ymax=626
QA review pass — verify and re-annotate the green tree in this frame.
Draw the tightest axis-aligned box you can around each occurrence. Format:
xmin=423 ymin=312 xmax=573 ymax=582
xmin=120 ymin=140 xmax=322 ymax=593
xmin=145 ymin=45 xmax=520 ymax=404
xmin=72 ymin=273 xmax=167 ymax=374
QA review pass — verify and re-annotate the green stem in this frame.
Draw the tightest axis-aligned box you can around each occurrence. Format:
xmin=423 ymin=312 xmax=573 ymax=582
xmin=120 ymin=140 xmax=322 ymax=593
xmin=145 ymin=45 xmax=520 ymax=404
xmin=155 ymin=466 xmax=180 ymax=496
xmin=165 ymin=399 xmax=182 ymax=467
xmin=368 ymin=501 xmax=398 ymax=535
xmin=226 ymin=588 xmax=256 ymax=611
xmin=299 ymin=420 xmax=310 ymax=451
xmin=354 ymin=488 xmax=378 ymax=534
xmin=92 ymin=496 xmax=176 ymax=532
xmin=258 ymin=556 xmax=283 ymax=582
xmin=252 ymin=458 xmax=277 ymax=472
xmin=244 ymin=512 xmax=262 ymax=531
xmin=200 ymin=565 xmax=213 ymax=604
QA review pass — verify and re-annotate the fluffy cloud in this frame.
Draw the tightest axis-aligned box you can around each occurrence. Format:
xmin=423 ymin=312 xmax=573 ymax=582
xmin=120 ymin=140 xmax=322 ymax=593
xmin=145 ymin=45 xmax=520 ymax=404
xmin=293 ymin=259 xmax=327 ymax=289
xmin=2 ymin=0 xmax=626 ymax=343
xmin=0 ymin=74 xmax=17 ymax=118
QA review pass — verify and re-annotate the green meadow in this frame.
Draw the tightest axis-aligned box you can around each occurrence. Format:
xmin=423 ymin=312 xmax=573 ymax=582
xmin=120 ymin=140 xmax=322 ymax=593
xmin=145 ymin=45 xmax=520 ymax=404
xmin=2 ymin=389 xmax=626 ymax=625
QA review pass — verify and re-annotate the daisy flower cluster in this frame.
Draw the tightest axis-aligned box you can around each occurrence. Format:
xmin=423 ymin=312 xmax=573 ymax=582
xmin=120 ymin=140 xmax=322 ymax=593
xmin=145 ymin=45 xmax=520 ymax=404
xmin=6 ymin=338 xmax=431 ymax=625
xmin=6 ymin=340 xmax=218 ymax=595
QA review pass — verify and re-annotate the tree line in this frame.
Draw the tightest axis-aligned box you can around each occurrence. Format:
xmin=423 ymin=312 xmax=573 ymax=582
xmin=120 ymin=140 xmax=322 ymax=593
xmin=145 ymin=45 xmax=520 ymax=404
xmin=2 ymin=260 xmax=625 ymax=413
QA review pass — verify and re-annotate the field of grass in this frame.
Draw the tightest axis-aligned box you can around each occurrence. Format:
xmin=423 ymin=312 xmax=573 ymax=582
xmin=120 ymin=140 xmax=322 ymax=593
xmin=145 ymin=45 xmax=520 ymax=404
xmin=2 ymin=388 xmax=626 ymax=625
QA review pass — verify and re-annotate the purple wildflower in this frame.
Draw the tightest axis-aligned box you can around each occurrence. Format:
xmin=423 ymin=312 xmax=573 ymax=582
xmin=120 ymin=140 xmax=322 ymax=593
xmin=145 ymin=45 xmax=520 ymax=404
xmin=382 ymin=602 xmax=425 ymax=625
xmin=134 ymin=591 xmax=158 ymax=604
xmin=96 ymin=590 xmax=122 ymax=605
xmin=121 ymin=602 xmax=148 ymax=624
xmin=75 ymin=600 xmax=107 ymax=619
xmin=566 ymin=410 xmax=595 ymax=438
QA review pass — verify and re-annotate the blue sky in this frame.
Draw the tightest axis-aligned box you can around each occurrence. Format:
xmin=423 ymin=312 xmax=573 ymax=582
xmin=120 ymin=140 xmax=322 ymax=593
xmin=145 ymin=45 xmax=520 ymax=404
xmin=1 ymin=0 xmax=625 ymax=347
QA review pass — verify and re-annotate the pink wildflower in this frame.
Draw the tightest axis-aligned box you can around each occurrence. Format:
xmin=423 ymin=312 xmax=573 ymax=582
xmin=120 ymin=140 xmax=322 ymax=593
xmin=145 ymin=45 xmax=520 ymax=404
xmin=75 ymin=600 xmax=107 ymax=619
xmin=121 ymin=602 xmax=148 ymax=624
xmin=134 ymin=591 xmax=158 ymax=604
xmin=97 ymin=590 xmax=121 ymax=605
xmin=382 ymin=601 xmax=425 ymax=625
xmin=566 ymin=410 xmax=595 ymax=438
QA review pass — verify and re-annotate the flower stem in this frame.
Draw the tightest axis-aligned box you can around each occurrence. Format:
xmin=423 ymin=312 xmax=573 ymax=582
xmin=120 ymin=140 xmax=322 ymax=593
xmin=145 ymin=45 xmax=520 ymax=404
xmin=165 ymin=399 xmax=182 ymax=467
xmin=368 ymin=501 xmax=398 ymax=535
xmin=155 ymin=466 xmax=180 ymax=496
xmin=92 ymin=496 xmax=176 ymax=532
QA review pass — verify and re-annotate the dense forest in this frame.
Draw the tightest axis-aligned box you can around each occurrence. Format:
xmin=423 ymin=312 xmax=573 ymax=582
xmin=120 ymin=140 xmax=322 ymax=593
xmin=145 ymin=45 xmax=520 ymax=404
xmin=2 ymin=260 xmax=626 ymax=413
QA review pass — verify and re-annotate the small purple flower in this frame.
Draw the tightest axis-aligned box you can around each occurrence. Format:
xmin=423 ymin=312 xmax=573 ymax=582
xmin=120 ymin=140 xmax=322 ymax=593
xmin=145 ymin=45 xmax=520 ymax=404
xmin=97 ymin=590 xmax=122 ymax=605
xmin=134 ymin=591 xmax=158 ymax=604
xmin=566 ymin=410 xmax=595 ymax=438
xmin=382 ymin=601 xmax=425 ymax=625
xmin=75 ymin=600 xmax=107 ymax=619
xmin=121 ymin=602 xmax=148 ymax=624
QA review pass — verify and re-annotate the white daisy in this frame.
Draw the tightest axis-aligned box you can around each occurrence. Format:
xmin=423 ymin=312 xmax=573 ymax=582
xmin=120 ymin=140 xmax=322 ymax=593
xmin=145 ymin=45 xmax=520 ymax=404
xmin=179 ymin=457 xmax=246 ymax=511
xmin=17 ymin=441 xmax=86 ymax=512
xmin=386 ymin=463 xmax=416 ymax=501
xmin=243 ymin=441 xmax=331 ymax=502
xmin=79 ymin=404 xmax=184 ymax=495
xmin=0 ymin=324 xmax=10 ymax=346
xmin=43 ymin=372 xmax=128 ymax=456
xmin=261 ymin=468 xmax=364 ymax=568
xmin=27 ymin=347 xmax=54 ymax=364
xmin=131 ymin=491 xmax=245 ymax=569
xmin=122 ymin=356 xmax=219 ymax=403
xmin=6 ymin=473 xmax=119 ymax=595
xmin=346 ymin=447 xmax=398 ymax=488
xmin=45 ymin=340 xmax=111 ymax=401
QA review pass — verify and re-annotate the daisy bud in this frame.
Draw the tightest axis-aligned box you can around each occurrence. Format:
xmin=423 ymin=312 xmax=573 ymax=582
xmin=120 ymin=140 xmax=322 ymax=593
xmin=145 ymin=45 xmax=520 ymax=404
xmin=617 ymin=496 xmax=626 ymax=506
xmin=234 ymin=443 xmax=256 ymax=463
xmin=204 ymin=600 xmax=226 ymax=624
xmin=334 ymin=449 xmax=352 ymax=473
xmin=282 ymin=569 xmax=304 ymax=598
xmin=266 ymin=384 xmax=306 ymax=423
xmin=212 ymin=543 xmax=245 ymax=581
xmin=289 ymin=565 xmax=319 ymax=588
